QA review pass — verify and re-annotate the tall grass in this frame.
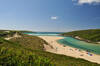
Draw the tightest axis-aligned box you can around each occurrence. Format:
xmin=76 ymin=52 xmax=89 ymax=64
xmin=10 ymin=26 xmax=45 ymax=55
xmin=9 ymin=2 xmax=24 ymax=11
xmin=0 ymin=47 xmax=54 ymax=66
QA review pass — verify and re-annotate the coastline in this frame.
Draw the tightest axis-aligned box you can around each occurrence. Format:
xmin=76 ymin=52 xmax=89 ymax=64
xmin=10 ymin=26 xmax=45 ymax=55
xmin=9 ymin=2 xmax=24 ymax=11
xmin=62 ymin=36 xmax=100 ymax=44
xmin=39 ymin=36 xmax=100 ymax=64
xmin=74 ymin=36 xmax=100 ymax=44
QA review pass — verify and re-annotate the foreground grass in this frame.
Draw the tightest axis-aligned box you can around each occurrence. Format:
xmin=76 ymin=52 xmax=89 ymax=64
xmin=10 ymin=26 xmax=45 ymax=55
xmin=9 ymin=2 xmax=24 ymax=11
xmin=0 ymin=34 xmax=100 ymax=66
xmin=0 ymin=37 xmax=54 ymax=66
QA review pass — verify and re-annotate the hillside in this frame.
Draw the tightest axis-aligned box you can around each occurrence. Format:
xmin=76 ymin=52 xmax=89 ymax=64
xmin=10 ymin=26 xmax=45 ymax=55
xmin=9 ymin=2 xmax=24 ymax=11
xmin=0 ymin=30 xmax=34 ymax=37
xmin=0 ymin=31 xmax=100 ymax=66
xmin=61 ymin=29 xmax=100 ymax=43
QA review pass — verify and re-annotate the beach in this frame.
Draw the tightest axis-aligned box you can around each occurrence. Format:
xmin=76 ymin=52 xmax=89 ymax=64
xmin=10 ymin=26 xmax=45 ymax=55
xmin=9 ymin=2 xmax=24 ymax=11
xmin=39 ymin=36 xmax=100 ymax=64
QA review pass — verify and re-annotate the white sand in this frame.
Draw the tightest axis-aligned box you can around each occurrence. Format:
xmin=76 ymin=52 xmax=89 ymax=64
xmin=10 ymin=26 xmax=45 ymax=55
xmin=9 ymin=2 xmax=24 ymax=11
xmin=39 ymin=36 xmax=100 ymax=64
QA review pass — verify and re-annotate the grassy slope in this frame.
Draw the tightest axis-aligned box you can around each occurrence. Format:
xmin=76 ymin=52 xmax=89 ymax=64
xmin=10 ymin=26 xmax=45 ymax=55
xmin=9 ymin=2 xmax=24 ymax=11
xmin=61 ymin=29 xmax=100 ymax=42
xmin=0 ymin=37 xmax=54 ymax=66
xmin=0 ymin=33 xmax=100 ymax=66
xmin=10 ymin=35 xmax=48 ymax=50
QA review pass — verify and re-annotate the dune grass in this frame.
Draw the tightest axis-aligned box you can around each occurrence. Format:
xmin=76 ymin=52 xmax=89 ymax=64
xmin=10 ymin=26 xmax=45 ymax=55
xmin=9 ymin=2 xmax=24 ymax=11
xmin=0 ymin=37 xmax=54 ymax=66
xmin=10 ymin=35 xmax=48 ymax=50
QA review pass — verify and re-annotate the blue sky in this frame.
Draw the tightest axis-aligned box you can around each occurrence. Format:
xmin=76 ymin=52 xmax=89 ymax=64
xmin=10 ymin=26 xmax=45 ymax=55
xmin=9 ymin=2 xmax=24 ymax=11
xmin=0 ymin=0 xmax=100 ymax=32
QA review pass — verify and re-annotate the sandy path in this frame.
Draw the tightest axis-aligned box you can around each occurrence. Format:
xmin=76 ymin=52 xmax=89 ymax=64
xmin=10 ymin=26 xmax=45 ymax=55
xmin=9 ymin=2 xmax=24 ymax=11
xmin=39 ymin=36 xmax=100 ymax=64
xmin=5 ymin=33 xmax=21 ymax=40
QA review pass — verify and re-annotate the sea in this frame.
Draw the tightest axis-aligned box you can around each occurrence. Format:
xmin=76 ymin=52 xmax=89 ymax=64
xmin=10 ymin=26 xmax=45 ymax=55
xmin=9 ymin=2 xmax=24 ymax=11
xmin=24 ymin=32 xmax=63 ymax=36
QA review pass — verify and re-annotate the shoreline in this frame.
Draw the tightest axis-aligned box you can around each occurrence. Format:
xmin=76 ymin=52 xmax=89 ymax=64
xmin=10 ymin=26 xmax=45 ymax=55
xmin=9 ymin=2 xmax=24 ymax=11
xmin=39 ymin=36 xmax=100 ymax=64
xmin=66 ymin=36 xmax=100 ymax=44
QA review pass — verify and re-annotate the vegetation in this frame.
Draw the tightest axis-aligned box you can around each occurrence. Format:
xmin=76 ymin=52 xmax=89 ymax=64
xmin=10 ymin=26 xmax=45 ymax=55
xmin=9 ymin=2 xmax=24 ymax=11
xmin=0 ymin=38 xmax=54 ymax=66
xmin=61 ymin=29 xmax=100 ymax=42
xmin=0 ymin=30 xmax=100 ymax=66
xmin=0 ymin=30 xmax=34 ymax=38
xmin=0 ymin=30 xmax=21 ymax=38
xmin=10 ymin=34 xmax=48 ymax=50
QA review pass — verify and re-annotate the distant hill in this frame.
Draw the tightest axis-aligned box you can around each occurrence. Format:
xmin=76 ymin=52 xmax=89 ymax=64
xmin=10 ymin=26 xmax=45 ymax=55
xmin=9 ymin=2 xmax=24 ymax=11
xmin=61 ymin=29 xmax=100 ymax=43
xmin=0 ymin=30 xmax=34 ymax=38
xmin=0 ymin=30 xmax=34 ymax=33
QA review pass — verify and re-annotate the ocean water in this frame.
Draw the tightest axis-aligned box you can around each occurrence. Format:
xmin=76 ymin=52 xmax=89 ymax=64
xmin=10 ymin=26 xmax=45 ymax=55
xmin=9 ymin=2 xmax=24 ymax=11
xmin=58 ymin=37 xmax=100 ymax=55
xmin=24 ymin=32 xmax=63 ymax=36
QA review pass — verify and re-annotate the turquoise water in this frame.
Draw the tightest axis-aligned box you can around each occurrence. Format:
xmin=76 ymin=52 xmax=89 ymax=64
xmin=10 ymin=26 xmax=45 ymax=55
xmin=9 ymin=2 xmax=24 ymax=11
xmin=24 ymin=32 xmax=100 ymax=55
xmin=24 ymin=32 xmax=63 ymax=36
xmin=58 ymin=37 xmax=100 ymax=54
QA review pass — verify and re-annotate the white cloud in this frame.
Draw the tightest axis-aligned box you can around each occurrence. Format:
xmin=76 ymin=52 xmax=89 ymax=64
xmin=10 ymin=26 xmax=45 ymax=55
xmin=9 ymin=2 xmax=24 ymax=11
xmin=51 ymin=16 xmax=58 ymax=20
xmin=78 ymin=0 xmax=100 ymax=4
xmin=73 ymin=0 xmax=100 ymax=5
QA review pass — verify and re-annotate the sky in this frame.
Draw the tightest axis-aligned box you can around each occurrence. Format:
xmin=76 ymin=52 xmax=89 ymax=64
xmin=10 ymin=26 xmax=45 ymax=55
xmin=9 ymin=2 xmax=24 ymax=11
xmin=0 ymin=0 xmax=100 ymax=32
